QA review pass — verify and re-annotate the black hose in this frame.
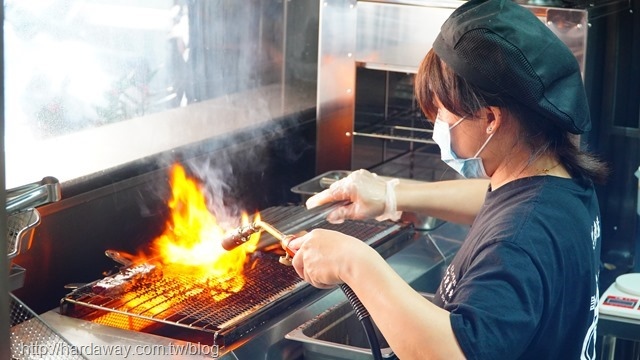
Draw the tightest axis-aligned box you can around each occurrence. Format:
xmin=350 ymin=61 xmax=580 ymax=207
xmin=340 ymin=283 xmax=384 ymax=360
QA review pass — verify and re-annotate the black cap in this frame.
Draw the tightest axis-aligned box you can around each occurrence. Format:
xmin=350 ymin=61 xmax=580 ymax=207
xmin=432 ymin=0 xmax=590 ymax=134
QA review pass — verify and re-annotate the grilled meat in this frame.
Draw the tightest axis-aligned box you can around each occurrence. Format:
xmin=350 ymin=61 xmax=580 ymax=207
xmin=92 ymin=263 xmax=162 ymax=297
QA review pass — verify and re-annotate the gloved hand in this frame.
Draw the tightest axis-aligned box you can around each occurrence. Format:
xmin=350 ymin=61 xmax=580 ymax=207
xmin=305 ymin=169 xmax=401 ymax=224
xmin=288 ymin=228 xmax=378 ymax=289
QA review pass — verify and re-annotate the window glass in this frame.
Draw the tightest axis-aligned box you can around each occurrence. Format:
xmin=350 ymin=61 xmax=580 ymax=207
xmin=4 ymin=0 xmax=313 ymax=189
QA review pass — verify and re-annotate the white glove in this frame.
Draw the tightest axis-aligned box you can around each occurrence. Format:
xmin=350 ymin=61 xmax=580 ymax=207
xmin=305 ymin=169 xmax=402 ymax=224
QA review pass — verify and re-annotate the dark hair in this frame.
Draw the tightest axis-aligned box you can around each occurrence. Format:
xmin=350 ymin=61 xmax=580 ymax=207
xmin=415 ymin=49 xmax=608 ymax=185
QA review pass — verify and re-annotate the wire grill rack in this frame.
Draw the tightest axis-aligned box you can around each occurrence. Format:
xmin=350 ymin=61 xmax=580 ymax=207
xmin=61 ymin=218 xmax=411 ymax=347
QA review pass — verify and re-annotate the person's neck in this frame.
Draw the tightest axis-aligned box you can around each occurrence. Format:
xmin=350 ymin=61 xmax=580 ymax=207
xmin=490 ymin=154 xmax=569 ymax=190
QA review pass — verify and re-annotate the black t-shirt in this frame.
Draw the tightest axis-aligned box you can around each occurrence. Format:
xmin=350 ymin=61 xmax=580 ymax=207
xmin=433 ymin=176 xmax=601 ymax=359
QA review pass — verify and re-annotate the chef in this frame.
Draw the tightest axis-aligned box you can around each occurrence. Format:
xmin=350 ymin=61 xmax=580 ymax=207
xmin=288 ymin=0 xmax=608 ymax=358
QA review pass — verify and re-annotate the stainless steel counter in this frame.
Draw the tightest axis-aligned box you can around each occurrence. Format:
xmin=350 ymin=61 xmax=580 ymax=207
xmin=38 ymin=222 xmax=466 ymax=360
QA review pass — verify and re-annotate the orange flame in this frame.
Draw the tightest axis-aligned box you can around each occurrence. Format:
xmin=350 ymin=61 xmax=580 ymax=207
xmin=90 ymin=163 xmax=262 ymax=329
xmin=146 ymin=163 xmax=260 ymax=282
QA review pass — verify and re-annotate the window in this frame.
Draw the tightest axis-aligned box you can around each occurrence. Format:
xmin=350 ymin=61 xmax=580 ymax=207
xmin=4 ymin=0 xmax=317 ymax=189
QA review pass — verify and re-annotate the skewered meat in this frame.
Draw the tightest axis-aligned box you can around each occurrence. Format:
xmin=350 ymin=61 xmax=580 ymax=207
xmin=92 ymin=263 xmax=162 ymax=297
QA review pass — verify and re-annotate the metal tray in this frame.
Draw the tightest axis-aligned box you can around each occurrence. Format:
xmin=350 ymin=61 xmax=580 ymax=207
xmin=9 ymin=264 xmax=27 ymax=292
xmin=286 ymin=299 xmax=395 ymax=360
xmin=10 ymin=293 xmax=87 ymax=360
xmin=290 ymin=170 xmax=351 ymax=203
xmin=285 ymin=292 xmax=435 ymax=360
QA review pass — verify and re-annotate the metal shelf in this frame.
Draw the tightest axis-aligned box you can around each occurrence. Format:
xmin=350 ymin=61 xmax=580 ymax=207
xmin=353 ymin=125 xmax=434 ymax=145
xmin=354 ymin=103 xmax=434 ymax=145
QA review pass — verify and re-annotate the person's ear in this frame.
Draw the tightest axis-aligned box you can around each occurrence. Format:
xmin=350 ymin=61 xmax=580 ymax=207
xmin=485 ymin=106 xmax=502 ymax=134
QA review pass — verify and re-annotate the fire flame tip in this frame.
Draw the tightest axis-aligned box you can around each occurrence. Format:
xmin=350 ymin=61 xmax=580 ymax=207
xmin=127 ymin=163 xmax=261 ymax=287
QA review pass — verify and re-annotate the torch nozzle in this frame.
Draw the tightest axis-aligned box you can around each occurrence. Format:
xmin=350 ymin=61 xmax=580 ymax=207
xmin=220 ymin=220 xmax=287 ymax=251
xmin=221 ymin=219 xmax=303 ymax=266
xmin=220 ymin=223 xmax=259 ymax=251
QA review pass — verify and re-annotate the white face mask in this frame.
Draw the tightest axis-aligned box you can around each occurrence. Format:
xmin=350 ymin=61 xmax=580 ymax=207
xmin=432 ymin=117 xmax=494 ymax=179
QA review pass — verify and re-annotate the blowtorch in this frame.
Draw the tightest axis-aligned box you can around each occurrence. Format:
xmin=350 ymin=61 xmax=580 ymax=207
xmin=221 ymin=200 xmax=352 ymax=254
xmin=220 ymin=219 xmax=301 ymax=265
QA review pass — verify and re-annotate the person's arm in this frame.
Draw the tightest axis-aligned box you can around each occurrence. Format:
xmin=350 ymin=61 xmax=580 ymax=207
xmin=344 ymin=246 xmax=466 ymax=360
xmin=395 ymin=178 xmax=489 ymax=225
xmin=290 ymin=231 xmax=466 ymax=359
xmin=305 ymin=169 xmax=488 ymax=225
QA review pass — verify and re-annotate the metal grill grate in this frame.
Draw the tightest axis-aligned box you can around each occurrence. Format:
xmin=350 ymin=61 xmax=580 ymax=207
xmin=63 ymin=252 xmax=304 ymax=333
xmin=61 ymin=206 xmax=412 ymax=346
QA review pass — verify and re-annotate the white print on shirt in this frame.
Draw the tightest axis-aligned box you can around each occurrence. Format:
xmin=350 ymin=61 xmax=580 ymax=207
xmin=581 ymin=274 xmax=599 ymax=360
xmin=591 ymin=216 xmax=600 ymax=250
xmin=581 ymin=216 xmax=601 ymax=360
xmin=440 ymin=264 xmax=457 ymax=305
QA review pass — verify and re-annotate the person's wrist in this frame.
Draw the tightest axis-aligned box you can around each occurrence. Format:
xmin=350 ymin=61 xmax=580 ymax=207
xmin=375 ymin=178 xmax=402 ymax=221
xmin=340 ymin=239 xmax=380 ymax=285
